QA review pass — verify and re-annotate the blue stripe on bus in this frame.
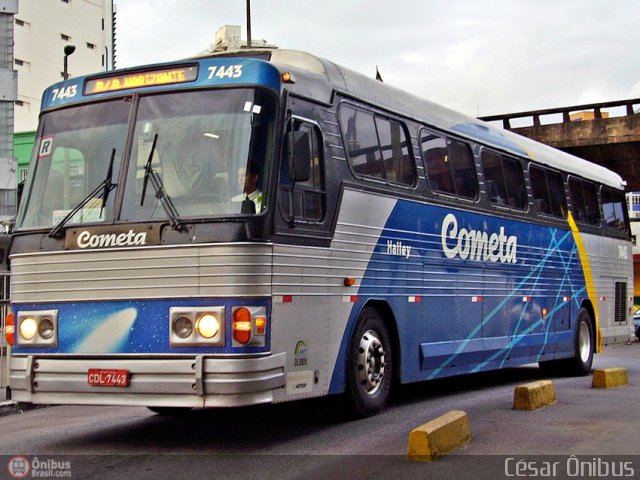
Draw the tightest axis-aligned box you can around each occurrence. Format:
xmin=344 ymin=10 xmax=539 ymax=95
xmin=329 ymin=198 xmax=586 ymax=393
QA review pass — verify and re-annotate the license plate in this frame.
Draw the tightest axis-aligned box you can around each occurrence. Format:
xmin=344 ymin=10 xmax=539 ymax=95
xmin=87 ymin=368 xmax=130 ymax=387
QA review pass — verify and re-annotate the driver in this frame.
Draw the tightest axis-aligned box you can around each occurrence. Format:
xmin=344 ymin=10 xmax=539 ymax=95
xmin=231 ymin=165 xmax=263 ymax=212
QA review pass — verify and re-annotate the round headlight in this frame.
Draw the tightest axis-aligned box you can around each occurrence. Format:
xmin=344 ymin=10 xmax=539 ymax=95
xmin=195 ymin=314 xmax=219 ymax=339
xmin=19 ymin=317 xmax=38 ymax=341
xmin=38 ymin=318 xmax=55 ymax=340
xmin=173 ymin=316 xmax=193 ymax=339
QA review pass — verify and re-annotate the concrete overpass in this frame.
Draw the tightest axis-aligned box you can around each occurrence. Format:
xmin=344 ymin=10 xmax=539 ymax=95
xmin=479 ymin=98 xmax=640 ymax=191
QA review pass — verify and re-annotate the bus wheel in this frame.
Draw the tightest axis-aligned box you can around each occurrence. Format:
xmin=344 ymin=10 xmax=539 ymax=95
xmin=539 ymin=307 xmax=594 ymax=376
xmin=572 ymin=308 xmax=595 ymax=375
xmin=346 ymin=307 xmax=393 ymax=417
xmin=559 ymin=307 xmax=594 ymax=376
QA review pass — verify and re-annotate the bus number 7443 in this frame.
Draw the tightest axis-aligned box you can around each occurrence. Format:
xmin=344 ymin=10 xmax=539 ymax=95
xmin=207 ymin=65 xmax=243 ymax=80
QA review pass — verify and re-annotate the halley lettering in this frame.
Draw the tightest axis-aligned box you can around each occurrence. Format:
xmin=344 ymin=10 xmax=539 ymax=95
xmin=386 ymin=240 xmax=412 ymax=259
xmin=76 ymin=229 xmax=147 ymax=249
xmin=441 ymin=213 xmax=517 ymax=264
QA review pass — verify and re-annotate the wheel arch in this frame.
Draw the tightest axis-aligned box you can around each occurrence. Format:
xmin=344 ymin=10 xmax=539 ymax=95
xmin=361 ymin=299 xmax=401 ymax=384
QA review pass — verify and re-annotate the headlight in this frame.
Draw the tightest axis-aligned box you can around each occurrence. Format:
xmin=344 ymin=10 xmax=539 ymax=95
xmin=173 ymin=316 xmax=193 ymax=339
xmin=195 ymin=314 xmax=219 ymax=338
xmin=19 ymin=317 xmax=37 ymax=340
xmin=16 ymin=310 xmax=58 ymax=347
xmin=38 ymin=318 xmax=55 ymax=340
xmin=170 ymin=307 xmax=224 ymax=346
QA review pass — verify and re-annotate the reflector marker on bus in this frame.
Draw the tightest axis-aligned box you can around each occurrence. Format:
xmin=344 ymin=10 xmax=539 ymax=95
xmin=522 ymin=296 xmax=532 ymax=302
xmin=343 ymin=296 xmax=359 ymax=303
xmin=408 ymin=296 xmax=422 ymax=303
xmin=471 ymin=296 xmax=482 ymax=303
xmin=563 ymin=296 xmax=571 ymax=302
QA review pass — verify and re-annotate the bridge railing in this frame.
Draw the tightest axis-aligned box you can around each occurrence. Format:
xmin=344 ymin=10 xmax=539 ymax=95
xmin=479 ymin=98 xmax=640 ymax=129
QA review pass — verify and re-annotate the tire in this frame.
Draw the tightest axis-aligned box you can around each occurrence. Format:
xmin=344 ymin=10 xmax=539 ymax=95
xmin=346 ymin=307 xmax=393 ymax=417
xmin=539 ymin=307 xmax=594 ymax=376
xmin=562 ymin=307 xmax=595 ymax=376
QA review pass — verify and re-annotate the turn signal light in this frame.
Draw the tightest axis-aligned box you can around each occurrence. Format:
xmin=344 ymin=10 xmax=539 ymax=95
xmin=233 ymin=307 xmax=252 ymax=344
xmin=5 ymin=312 xmax=14 ymax=346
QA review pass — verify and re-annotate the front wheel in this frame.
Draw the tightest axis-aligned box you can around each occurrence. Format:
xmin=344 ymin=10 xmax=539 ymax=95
xmin=346 ymin=307 xmax=393 ymax=417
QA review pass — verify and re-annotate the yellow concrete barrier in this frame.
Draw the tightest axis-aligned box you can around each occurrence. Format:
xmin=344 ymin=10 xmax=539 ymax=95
xmin=592 ymin=368 xmax=628 ymax=389
xmin=407 ymin=410 xmax=471 ymax=462
xmin=513 ymin=380 xmax=556 ymax=410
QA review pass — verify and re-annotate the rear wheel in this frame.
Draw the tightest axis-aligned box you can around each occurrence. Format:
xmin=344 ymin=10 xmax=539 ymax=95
xmin=539 ymin=307 xmax=594 ymax=376
xmin=346 ymin=307 xmax=393 ymax=417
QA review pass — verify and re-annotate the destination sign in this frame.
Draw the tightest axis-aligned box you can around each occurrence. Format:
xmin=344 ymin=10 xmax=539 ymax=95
xmin=84 ymin=65 xmax=198 ymax=95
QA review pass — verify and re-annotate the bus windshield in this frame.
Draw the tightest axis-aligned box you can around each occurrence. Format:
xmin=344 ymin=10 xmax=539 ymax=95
xmin=18 ymin=88 xmax=276 ymax=230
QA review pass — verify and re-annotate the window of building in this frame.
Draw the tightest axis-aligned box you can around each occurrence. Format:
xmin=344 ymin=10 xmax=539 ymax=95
xmin=481 ymin=149 xmax=526 ymax=209
xmin=529 ymin=165 xmax=566 ymax=218
xmin=86 ymin=42 xmax=96 ymax=50
xmin=568 ymin=177 xmax=600 ymax=225
xmin=61 ymin=33 xmax=72 ymax=42
xmin=339 ymin=105 xmax=415 ymax=186
xmin=420 ymin=129 xmax=477 ymax=199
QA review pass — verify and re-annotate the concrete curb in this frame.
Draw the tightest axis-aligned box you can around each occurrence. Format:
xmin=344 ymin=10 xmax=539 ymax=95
xmin=513 ymin=380 xmax=556 ymax=410
xmin=592 ymin=367 xmax=629 ymax=389
xmin=407 ymin=410 xmax=472 ymax=462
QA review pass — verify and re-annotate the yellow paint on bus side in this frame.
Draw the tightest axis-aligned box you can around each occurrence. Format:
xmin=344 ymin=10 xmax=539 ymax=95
xmin=567 ymin=212 xmax=602 ymax=352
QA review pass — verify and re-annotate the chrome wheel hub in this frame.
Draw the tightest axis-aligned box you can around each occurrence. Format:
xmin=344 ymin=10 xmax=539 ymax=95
xmin=356 ymin=329 xmax=385 ymax=395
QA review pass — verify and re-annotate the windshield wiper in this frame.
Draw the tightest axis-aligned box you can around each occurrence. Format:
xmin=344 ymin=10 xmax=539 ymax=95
xmin=49 ymin=149 xmax=117 ymax=238
xmin=140 ymin=134 xmax=183 ymax=231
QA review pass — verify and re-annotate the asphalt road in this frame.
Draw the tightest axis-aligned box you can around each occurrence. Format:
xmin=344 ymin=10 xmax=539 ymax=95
xmin=1 ymin=342 xmax=639 ymax=479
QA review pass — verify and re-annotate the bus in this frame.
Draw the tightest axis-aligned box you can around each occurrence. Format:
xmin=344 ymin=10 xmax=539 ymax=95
xmin=5 ymin=49 xmax=634 ymax=417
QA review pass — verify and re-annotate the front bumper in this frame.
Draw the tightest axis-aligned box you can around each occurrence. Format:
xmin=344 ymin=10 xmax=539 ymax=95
xmin=9 ymin=353 xmax=286 ymax=408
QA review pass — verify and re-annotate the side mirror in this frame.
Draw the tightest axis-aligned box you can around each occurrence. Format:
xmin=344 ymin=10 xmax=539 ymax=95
xmin=290 ymin=130 xmax=311 ymax=182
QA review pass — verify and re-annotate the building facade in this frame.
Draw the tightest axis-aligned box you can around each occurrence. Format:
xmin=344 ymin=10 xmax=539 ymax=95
xmin=11 ymin=0 xmax=115 ymax=191
xmin=0 ymin=0 xmax=17 ymax=226
xmin=14 ymin=0 xmax=116 ymax=132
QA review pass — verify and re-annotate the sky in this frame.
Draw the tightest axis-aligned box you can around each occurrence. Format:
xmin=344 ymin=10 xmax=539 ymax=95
xmin=114 ymin=0 xmax=640 ymax=118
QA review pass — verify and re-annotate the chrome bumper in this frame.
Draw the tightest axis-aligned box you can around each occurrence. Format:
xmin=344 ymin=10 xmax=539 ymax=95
xmin=9 ymin=353 xmax=286 ymax=408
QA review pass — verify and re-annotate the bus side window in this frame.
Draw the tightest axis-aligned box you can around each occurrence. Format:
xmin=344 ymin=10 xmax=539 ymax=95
xmin=601 ymin=187 xmax=630 ymax=234
xmin=568 ymin=177 xmax=600 ymax=225
xmin=530 ymin=164 xmax=567 ymax=218
xmin=280 ymin=120 xmax=325 ymax=223
xmin=339 ymin=104 xmax=415 ymax=186
xmin=481 ymin=150 xmax=526 ymax=210
xmin=421 ymin=128 xmax=477 ymax=199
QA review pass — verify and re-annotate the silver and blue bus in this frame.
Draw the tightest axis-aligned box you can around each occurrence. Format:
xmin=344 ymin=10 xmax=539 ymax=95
xmin=5 ymin=49 xmax=633 ymax=416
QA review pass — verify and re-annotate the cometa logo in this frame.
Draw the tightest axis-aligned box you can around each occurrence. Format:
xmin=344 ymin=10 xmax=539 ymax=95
xmin=441 ymin=213 xmax=518 ymax=264
xmin=76 ymin=229 xmax=148 ymax=249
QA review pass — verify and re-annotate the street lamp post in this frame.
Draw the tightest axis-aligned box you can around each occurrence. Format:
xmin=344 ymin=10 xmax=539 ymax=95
xmin=63 ymin=45 xmax=76 ymax=80
xmin=246 ymin=0 xmax=252 ymax=48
